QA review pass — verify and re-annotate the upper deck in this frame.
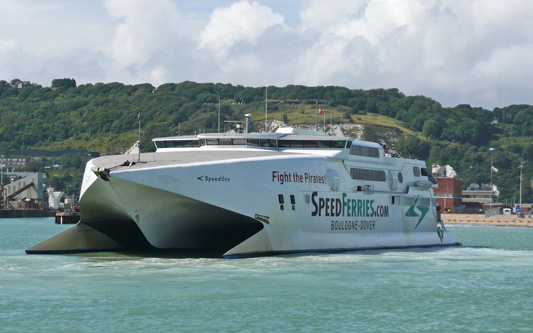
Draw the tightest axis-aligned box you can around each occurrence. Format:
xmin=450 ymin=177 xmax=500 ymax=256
xmin=152 ymin=127 xmax=353 ymax=151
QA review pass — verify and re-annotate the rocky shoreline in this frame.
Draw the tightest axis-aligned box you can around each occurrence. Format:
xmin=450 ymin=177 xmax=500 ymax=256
xmin=442 ymin=214 xmax=533 ymax=228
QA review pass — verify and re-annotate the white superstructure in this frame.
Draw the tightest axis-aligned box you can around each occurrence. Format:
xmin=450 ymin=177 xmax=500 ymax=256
xmin=27 ymin=127 xmax=458 ymax=257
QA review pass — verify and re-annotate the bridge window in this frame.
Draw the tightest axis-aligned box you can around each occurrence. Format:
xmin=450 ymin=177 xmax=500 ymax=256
xmin=277 ymin=139 xmax=348 ymax=149
xmin=155 ymin=140 xmax=201 ymax=148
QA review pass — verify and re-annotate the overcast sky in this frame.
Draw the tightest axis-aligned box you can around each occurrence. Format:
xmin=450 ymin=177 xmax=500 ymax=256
xmin=1 ymin=0 xmax=533 ymax=110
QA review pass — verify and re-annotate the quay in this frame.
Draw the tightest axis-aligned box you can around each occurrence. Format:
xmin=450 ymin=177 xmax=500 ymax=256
xmin=442 ymin=214 xmax=533 ymax=227
xmin=0 ymin=209 xmax=54 ymax=218
xmin=55 ymin=211 xmax=80 ymax=224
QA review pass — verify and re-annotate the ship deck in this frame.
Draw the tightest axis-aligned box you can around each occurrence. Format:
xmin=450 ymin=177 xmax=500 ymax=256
xmin=91 ymin=149 xmax=303 ymax=172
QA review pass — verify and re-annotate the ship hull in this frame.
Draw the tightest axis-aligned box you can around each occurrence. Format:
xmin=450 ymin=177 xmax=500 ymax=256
xmin=27 ymin=150 xmax=458 ymax=257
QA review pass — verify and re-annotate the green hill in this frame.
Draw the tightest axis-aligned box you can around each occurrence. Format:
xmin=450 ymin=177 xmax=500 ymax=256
xmin=0 ymin=79 xmax=531 ymax=203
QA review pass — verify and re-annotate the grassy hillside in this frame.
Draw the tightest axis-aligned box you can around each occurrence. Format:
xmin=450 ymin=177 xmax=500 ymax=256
xmin=0 ymin=80 xmax=531 ymax=203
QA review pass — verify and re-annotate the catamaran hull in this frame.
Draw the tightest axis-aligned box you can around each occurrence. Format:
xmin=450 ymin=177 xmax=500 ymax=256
xmin=27 ymin=155 xmax=458 ymax=257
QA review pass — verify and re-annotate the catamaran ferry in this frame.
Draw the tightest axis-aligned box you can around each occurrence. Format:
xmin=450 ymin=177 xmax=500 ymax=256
xmin=27 ymin=119 xmax=457 ymax=257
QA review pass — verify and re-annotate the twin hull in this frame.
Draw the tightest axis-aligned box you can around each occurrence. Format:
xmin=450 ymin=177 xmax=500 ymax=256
xmin=27 ymin=152 xmax=455 ymax=257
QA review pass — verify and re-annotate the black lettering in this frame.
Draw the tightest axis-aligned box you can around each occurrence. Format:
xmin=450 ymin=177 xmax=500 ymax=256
xmin=335 ymin=199 xmax=342 ymax=216
xmin=325 ymin=198 xmax=330 ymax=217
xmin=319 ymin=198 xmax=325 ymax=217
xmin=311 ymin=192 xmax=318 ymax=216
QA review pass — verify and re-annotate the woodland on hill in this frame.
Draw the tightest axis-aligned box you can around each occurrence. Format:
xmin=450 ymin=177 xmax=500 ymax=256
xmin=0 ymin=78 xmax=531 ymax=203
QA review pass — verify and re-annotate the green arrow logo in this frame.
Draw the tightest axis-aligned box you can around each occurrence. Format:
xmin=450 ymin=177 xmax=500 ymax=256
xmin=405 ymin=197 xmax=429 ymax=229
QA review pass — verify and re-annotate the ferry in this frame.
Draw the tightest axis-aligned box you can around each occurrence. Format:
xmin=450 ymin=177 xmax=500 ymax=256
xmin=27 ymin=117 xmax=458 ymax=257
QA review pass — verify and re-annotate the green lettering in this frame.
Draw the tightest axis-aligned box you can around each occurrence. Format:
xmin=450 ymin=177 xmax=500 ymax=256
xmin=342 ymin=193 xmax=348 ymax=217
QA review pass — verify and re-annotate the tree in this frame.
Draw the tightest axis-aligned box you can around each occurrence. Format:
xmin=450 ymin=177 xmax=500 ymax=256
xmin=395 ymin=135 xmax=430 ymax=160
xmin=422 ymin=119 xmax=443 ymax=139
xmin=51 ymin=78 xmax=77 ymax=89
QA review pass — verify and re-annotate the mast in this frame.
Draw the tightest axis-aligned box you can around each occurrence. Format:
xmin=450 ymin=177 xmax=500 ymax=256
xmin=315 ymin=101 xmax=318 ymax=131
xmin=265 ymin=86 xmax=268 ymax=132
xmin=218 ymin=95 xmax=221 ymax=133
xmin=137 ymin=110 xmax=141 ymax=162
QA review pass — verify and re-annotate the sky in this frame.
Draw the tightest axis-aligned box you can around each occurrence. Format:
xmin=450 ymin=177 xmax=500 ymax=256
xmin=1 ymin=0 xmax=533 ymax=110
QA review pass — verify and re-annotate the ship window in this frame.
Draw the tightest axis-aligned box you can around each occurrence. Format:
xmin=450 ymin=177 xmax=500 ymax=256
xmin=419 ymin=198 xmax=430 ymax=206
xmin=350 ymin=168 xmax=386 ymax=182
xmin=413 ymin=167 xmax=420 ymax=177
xmin=317 ymin=141 xmax=330 ymax=148
xmin=290 ymin=140 xmax=304 ymax=148
xmin=332 ymin=141 xmax=347 ymax=148
xmin=155 ymin=140 xmax=201 ymax=148
xmin=304 ymin=141 xmax=318 ymax=148
xmin=403 ymin=197 xmax=415 ymax=206
xmin=232 ymin=138 xmax=246 ymax=145
xmin=277 ymin=140 xmax=347 ymax=149
xmin=290 ymin=195 xmax=295 ymax=204
xmin=278 ymin=194 xmax=284 ymax=204
xmin=350 ymin=145 xmax=380 ymax=158
xmin=247 ymin=139 xmax=259 ymax=146
xmin=253 ymin=139 xmax=276 ymax=147
xmin=398 ymin=172 xmax=403 ymax=183
xmin=206 ymin=139 xmax=218 ymax=145
xmin=277 ymin=140 xmax=288 ymax=148
xmin=259 ymin=139 xmax=277 ymax=147
xmin=218 ymin=138 xmax=232 ymax=145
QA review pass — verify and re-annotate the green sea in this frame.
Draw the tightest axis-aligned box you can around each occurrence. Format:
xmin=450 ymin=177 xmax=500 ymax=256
xmin=1 ymin=218 xmax=533 ymax=332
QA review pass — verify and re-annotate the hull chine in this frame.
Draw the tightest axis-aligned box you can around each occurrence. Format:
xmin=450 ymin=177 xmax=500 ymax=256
xmin=25 ymin=222 xmax=124 ymax=255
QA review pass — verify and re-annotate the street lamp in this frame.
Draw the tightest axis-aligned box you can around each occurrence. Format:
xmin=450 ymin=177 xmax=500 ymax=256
xmin=518 ymin=165 xmax=524 ymax=218
xmin=489 ymin=148 xmax=495 ymax=212
xmin=0 ymin=154 xmax=4 ymax=184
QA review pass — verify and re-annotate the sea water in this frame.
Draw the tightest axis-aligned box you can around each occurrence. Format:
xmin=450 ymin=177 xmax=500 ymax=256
xmin=1 ymin=218 xmax=533 ymax=332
